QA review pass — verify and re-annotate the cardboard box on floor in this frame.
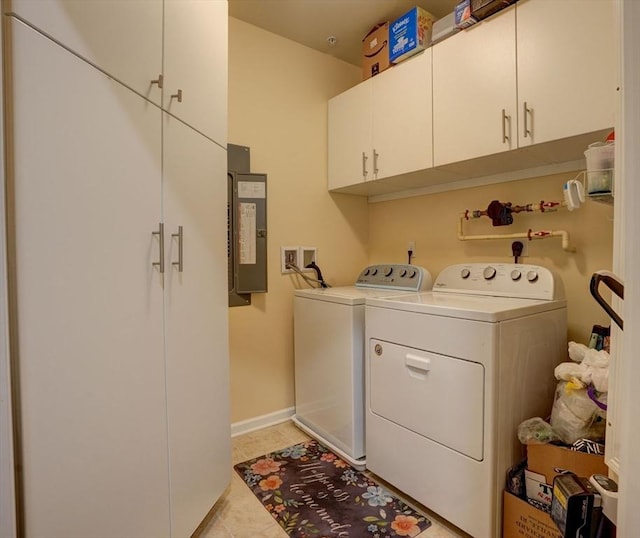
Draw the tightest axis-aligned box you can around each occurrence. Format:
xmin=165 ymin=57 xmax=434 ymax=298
xmin=527 ymin=443 xmax=608 ymax=485
xmin=503 ymin=491 xmax=561 ymax=538
xmin=504 ymin=443 xmax=609 ymax=538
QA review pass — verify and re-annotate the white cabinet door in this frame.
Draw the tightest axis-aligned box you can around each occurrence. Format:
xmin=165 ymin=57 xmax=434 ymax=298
xmin=329 ymin=53 xmax=432 ymax=190
xmin=164 ymin=0 xmax=228 ymax=145
xmin=372 ymin=50 xmax=433 ymax=179
xmin=328 ymin=80 xmax=373 ymax=190
xmin=516 ymin=0 xmax=615 ymax=146
xmin=10 ymin=19 xmax=170 ymax=538
xmin=7 ymin=0 xmax=163 ymax=104
xmin=162 ymin=116 xmax=231 ymax=537
xmin=7 ymin=0 xmax=229 ymax=145
xmin=433 ymin=5 xmax=517 ymax=166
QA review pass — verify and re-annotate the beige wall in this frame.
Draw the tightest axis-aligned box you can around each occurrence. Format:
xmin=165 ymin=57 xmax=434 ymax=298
xmin=368 ymin=172 xmax=614 ymax=344
xmin=228 ymin=18 xmax=368 ymax=423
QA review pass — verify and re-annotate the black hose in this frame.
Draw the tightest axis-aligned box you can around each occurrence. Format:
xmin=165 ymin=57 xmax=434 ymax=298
xmin=305 ymin=262 xmax=328 ymax=288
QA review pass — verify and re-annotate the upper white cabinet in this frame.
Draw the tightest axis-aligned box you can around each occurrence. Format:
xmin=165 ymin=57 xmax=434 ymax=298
xmin=164 ymin=0 xmax=228 ymax=145
xmin=516 ymin=0 xmax=615 ymax=146
xmin=432 ymin=0 xmax=615 ymax=168
xmin=7 ymin=0 xmax=163 ymax=103
xmin=7 ymin=0 xmax=227 ymax=145
xmin=328 ymin=79 xmax=372 ymax=190
xmin=372 ymin=50 xmax=433 ymax=182
xmin=328 ymin=50 xmax=433 ymax=190
xmin=329 ymin=0 xmax=615 ymax=196
xmin=432 ymin=5 xmax=517 ymax=166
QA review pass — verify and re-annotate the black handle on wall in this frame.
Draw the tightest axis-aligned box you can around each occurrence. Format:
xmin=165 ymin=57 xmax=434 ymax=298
xmin=590 ymin=270 xmax=624 ymax=330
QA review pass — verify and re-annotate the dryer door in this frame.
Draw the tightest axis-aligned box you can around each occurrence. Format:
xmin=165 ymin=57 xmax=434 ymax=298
xmin=369 ymin=340 xmax=485 ymax=461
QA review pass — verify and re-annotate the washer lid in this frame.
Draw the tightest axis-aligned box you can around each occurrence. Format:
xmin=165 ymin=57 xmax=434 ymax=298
xmin=366 ymin=291 xmax=567 ymax=322
xmin=294 ymin=286 xmax=418 ymax=306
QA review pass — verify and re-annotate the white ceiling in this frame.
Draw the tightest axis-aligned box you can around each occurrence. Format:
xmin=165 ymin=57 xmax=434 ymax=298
xmin=228 ymin=0 xmax=459 ymax=66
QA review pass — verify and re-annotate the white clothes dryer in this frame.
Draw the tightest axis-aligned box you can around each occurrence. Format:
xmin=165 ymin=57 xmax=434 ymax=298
xmin=365 ymin=263 xmax=567 ymax=537
xmin=292 ymin=264 xmax=432 ymax=470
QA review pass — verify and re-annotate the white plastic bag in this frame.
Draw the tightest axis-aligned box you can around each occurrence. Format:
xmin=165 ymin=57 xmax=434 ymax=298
xmin=549 ymin=381 xmax=607 ymax=445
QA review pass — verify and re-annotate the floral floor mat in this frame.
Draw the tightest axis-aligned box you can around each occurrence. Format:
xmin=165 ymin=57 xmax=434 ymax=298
xmin=234 ymin=439 xmax=431 ymax=538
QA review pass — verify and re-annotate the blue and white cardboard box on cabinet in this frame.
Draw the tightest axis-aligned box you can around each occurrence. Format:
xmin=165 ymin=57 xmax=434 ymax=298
xmin=389 ymin=6 xmax=435 ymax=64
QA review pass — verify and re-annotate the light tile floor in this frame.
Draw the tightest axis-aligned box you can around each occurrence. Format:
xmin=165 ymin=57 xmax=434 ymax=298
xmin=196 ymin=421 xmax=470 ymax=538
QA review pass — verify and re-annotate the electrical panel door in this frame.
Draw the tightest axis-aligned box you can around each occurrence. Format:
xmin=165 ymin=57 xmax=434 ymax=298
xmin=227 ymin=144 xmax=267 ymax=306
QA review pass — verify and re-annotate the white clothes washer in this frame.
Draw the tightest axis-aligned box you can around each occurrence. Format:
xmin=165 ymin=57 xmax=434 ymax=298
xmin=292 ymin=264 xmax=432 ymax=470
xmin=365 ymin=263 xmax=567 ymax=537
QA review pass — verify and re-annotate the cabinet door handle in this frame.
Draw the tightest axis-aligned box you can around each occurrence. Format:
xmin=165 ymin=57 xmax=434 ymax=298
xmin=523 ymin=102 xmax=532 ymax=138
xmin=373 ymin=149 xmax=379 ymax=175
xmin=152 ymin=222 xmax=165 ymax=273
xmin=171 ymin=89 xmax=183 ymax=103
xmin=172 ymin=225 xmax=183 ymax=273
xmin=151 ymin=74 xmax=163 ymax=89
xmin=502 ymin=109 xmax=511 ymax=144
xmin=362 ymin=152 xmax=368 ymax=179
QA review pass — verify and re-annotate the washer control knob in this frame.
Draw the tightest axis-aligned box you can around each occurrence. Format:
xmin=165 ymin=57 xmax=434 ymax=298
xmin=407 ymin=270 xmax=417 ymax=279
xmin=384 ymin=267 xmax=393 ymax=277
xmin=511 ymin=270 xmax=522 ymax=281
xmin=363 ymin=268 xmax=371 ymax=276
xmin=461 ymin=268 xmax=471 ymax=279
xmin=527 ymin=270 xmax=539 ymax=282
xmin=371 ymin=268 xmax=378 ymax=276
xmin=400 ymin=269 xmax=408 ymax=277
xmin=483 ymin=266 xmax=497 ymax=280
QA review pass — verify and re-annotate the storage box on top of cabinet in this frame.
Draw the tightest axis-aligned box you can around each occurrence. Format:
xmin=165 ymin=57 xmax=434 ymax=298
xmin=389 ymin=6 xmax=435 ymax=63
xmin=431 ymin=11 xmax=460 ymax=45
xmin=454 ymin=0 xmax=478 ymax=28
xmin=362 ymin=22 xmax=390 ymax=80
xmin=471 ymin=0 xmax=517 ymax=21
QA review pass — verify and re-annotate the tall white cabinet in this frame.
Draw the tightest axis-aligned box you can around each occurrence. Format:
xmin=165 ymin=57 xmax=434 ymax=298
xmin=162 ymin=113 xmax=230 ymax=538
xmin=5 ymin=2 xmax=230 ymax=537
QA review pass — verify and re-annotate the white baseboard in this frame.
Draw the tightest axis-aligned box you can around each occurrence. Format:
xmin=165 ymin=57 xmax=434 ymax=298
xmin=231 ymin=406 xmax=295 ymax=437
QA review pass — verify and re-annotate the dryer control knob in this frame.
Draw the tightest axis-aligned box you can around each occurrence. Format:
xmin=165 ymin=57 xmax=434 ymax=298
xmin=511 ymin=270 xmax=522 ymax=281
xmin=384 ymin=267 xmax=393 ymax=277
xmin=483 ymin=266 xmax=497 ymax=280
xmin=461 ymin=268 xmax=471 ymax=279
xmin=527 ymin=270 xmax=539 ymax=282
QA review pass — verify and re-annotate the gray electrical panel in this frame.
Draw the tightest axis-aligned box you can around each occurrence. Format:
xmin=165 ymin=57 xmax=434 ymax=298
xmin=228 ymin=144 xmax=268 ymax=307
